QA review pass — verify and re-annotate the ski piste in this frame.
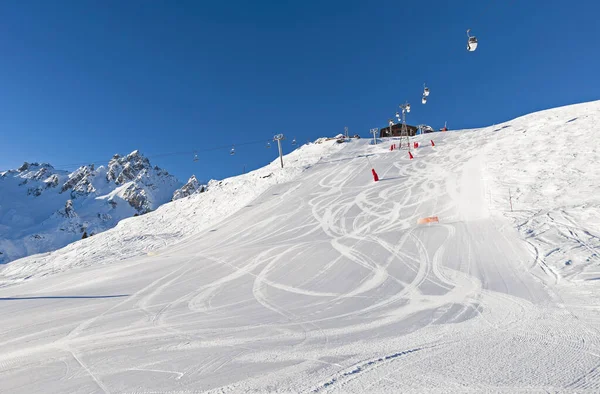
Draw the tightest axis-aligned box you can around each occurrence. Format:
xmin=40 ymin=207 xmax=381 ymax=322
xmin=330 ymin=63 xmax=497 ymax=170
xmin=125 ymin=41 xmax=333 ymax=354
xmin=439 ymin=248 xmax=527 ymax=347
xmin=1 ymin=101 xmax=600 ymax=392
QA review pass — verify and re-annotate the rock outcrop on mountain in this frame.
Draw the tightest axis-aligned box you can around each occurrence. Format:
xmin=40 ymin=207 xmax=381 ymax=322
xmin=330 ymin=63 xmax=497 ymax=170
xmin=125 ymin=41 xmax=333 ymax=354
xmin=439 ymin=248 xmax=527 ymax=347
xmin=172 ymin=175 xmax=205 ymax=201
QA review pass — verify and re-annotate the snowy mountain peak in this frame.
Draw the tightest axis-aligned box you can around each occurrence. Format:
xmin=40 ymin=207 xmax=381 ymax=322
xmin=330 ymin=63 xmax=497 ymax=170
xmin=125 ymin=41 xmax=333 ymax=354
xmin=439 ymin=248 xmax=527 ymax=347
xmin=3 ymin=162 xmax=61 ymax=184
xmin=172 ymin=174 xmax=204 ymax=201
xmin=17 ymin=161 xmax=54 ymax=173
xmin=0 ymin=151 xmax=182 ymax=264
xmin=107 ymin=150 xmax=155 ymax=185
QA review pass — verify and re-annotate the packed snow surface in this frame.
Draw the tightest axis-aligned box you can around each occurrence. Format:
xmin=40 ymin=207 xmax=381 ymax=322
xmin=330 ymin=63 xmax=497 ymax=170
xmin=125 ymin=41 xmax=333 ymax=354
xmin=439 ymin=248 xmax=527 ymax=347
xmin=1 ymin=101 xmax=600 ymax=393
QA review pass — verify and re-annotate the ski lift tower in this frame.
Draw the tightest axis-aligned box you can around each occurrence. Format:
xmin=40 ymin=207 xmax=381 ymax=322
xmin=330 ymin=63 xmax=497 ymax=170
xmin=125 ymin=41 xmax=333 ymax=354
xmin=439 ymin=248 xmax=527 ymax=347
xmin=399 ymin=102 xmax=411 ymax=154
xmin=370 ymin=128 xmax=379 ymax=145
xmin=273 ymin=133 xmax=285 ymax=168
xmin=417 ymin=124 xmax=430 ymax=136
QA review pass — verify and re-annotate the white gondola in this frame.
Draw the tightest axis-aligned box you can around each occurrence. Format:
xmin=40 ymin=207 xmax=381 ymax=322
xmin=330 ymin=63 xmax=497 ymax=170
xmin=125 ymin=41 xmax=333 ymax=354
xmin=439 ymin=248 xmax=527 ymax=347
xmin=423 ymin=84 xmax=430 ymax=97
xmin=230 ymin=146 xmax=235 ymax=155
xmin=266 ymin=141 xmax=271 ymax=148
xmin=422 ymin=96 xmax=427 ymax=104
xmin=467 ymin=29 xmax=478 ymax=51
xmin=406 ymin=104 xmax=411 ymax=113
xmin=292 ymin=138 xmax=297 ymax=145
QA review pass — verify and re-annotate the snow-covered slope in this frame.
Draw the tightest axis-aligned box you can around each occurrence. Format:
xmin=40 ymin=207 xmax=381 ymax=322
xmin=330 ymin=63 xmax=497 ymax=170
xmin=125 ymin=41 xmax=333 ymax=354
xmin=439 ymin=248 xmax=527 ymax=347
xmin=0 ymin=150 xmax=181 ymax=264
xmin=481 ymin=104 xmax=600 ymax=283
xmin=0 ymin=141 xmax=343 ymax=283
xmin=1 ymin=101 xmax=599 ymax=393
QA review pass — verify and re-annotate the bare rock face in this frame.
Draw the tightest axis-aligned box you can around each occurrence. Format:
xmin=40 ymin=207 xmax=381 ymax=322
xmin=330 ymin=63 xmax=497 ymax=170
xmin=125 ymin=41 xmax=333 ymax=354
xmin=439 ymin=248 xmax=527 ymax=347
xmin=17 ymin=162 xmax=31 ymax=172
xmin=57 ymin=199 xmax=77 ymax=218
xmin=122 ymin=184 xmax=151 ymax=214
xmin=44 ymin=174 xmax=59 ymax=189
xmin=108 ymin=150 xmax=151 ymax=185
xmin=97 ymin=213 xmax=112 ymax=222
xmin=32 ymin=166 xmax=50 ymax=181
xmin=172 ymin=175 xmax=204 ymax=201
xmin=27 ymin=187 xmax=43 ymax=197
xmin=60 ymin=165 xmax=96 ymax=196
xmin=106 ymin=154 xmax=122 ymax=183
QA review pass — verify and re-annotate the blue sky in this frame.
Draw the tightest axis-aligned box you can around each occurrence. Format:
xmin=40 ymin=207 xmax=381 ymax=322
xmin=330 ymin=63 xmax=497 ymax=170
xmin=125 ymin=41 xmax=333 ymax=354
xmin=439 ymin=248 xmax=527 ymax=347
xmin=1 ymin=0 xmax=598 ymax=183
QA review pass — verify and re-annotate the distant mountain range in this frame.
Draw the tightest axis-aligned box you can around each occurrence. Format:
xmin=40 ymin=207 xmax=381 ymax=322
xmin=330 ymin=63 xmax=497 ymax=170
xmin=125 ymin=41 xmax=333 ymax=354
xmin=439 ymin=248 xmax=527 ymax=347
xmin=0 ymin=150 xmax=204 ymax=264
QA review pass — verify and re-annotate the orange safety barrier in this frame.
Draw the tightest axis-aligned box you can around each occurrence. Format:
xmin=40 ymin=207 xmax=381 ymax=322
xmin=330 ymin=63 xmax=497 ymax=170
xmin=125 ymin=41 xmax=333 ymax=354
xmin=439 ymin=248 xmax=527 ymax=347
xmin=417 ymin=216 xmax=439 ymax=224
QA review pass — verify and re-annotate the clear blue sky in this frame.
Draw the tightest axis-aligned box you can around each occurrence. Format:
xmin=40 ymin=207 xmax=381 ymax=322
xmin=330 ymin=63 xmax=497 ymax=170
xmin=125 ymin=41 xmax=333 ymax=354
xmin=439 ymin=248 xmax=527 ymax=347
xmin=1 ymin=0 xmax=598 ymax=183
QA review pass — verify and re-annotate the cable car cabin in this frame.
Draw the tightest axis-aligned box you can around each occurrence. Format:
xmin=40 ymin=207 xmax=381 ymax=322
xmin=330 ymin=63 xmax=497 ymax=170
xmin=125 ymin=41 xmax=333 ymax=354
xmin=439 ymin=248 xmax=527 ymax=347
xmin=467 ymin=37 xmax=478 ymax=51
xmin=466 ymin=29 xmax=478 ymax=51
xmin=379 ymin=123 xmax=419 ymax=138
xmin=422 ymin=96 xmax=427 ymax=104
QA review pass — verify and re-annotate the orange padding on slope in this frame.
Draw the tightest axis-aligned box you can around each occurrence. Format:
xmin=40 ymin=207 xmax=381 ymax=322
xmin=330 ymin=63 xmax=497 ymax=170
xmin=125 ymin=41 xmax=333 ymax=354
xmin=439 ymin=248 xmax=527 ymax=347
xmin=417 ymin=216 xmax=439 ymax=224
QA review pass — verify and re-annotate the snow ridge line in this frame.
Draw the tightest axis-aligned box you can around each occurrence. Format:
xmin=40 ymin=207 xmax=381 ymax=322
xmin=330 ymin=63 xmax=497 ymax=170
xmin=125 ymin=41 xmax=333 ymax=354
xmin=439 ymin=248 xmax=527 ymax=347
xmin=310 ymin=346 xmax=428 ymax=393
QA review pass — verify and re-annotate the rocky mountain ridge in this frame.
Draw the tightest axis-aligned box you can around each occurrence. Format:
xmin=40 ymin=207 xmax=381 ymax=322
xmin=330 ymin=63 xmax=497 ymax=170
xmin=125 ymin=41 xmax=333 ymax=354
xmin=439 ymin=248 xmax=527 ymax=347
xmin=0 ymin=150 xmax=190 ymax=264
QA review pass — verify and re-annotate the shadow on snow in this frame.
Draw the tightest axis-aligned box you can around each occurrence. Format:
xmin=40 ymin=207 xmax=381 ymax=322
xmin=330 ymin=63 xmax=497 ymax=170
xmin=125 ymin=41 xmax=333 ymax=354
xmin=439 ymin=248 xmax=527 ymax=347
xmin=0 ymin=294 xmax=129 ymax=301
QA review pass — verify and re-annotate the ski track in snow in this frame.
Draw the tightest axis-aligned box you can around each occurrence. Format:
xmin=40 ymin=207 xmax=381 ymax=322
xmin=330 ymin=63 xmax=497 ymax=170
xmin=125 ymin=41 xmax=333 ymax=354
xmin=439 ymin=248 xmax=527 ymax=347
xmin=1 ymin=101 xmax=600 ymax=392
